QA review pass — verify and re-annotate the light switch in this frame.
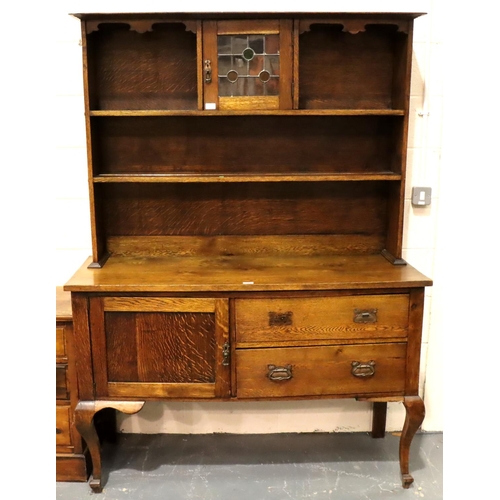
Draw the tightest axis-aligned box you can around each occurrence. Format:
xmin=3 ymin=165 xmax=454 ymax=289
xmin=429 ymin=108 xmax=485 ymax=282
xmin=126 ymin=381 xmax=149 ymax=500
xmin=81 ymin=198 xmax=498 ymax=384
xmin=412 ymin=187 xmax=432 ymax=206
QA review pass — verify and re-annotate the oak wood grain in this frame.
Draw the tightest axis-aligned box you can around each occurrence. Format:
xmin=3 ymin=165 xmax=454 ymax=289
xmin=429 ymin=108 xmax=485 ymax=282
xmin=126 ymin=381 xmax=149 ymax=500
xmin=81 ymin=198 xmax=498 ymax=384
xmin=235 ymin=294 xmax=410 ymax=344
xmin=65 ymin=253 xmax=432 ymax=293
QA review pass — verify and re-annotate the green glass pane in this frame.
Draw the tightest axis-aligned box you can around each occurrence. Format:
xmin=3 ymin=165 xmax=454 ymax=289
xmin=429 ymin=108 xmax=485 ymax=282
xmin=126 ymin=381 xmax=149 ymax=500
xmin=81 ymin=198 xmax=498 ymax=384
xmin=242 ymin=47 xmax=255 ymax=61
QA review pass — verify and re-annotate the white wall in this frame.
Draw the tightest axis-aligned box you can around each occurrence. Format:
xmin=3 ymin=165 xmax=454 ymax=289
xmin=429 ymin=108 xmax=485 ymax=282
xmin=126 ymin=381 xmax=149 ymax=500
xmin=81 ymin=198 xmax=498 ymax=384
xmin=51 ymin=0 xmax=445 ymax=434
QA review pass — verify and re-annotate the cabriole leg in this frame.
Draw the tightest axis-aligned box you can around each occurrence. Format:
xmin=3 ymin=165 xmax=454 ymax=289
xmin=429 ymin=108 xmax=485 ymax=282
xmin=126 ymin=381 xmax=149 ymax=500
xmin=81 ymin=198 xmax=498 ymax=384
xmin=74 ymin=401 xmax=145 ymax=493
xmin=399 ymin=396 xmax=425 ymax=488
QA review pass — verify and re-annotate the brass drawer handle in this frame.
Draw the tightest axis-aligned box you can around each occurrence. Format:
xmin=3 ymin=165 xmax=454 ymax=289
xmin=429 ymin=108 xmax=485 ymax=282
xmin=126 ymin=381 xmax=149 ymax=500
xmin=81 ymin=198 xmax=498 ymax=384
xmin=351 ymin=360 xmax=376 ymax=378
xmin=267 ymin=364 xmax=293 ymax=381
xmin=353 ymin=308 xmax=378 ymax=323
xmin=268 ymin=311 xmax=293 ymax=326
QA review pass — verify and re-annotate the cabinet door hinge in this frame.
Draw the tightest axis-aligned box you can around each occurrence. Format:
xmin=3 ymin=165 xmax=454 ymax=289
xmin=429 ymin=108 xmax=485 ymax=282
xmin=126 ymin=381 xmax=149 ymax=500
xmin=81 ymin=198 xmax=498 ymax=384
xmin=222 ymin=341 xmax=230 ymax=366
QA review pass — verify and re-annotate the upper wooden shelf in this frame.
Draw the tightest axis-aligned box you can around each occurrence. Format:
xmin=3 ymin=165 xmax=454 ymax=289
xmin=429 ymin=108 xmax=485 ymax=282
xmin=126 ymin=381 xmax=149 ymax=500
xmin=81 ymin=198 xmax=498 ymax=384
xmin=89 ymin=109 xmax=405 ymax=117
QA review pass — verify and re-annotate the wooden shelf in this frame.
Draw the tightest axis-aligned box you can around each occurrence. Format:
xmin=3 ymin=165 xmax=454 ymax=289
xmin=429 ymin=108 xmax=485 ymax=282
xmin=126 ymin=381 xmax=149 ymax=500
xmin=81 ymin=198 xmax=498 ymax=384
xmin=93 ymin=173 xmax=402 ymax=183
xmin=89 ymin=109 xmax=405 ymax=117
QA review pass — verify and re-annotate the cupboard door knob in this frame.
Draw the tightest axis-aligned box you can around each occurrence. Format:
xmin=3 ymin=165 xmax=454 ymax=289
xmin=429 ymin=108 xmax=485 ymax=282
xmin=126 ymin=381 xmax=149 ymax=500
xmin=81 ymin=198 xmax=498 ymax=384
xmin=204 ymin=60 xmax=212 ymax=83
xmin=267 ymin=364 xmax=293 ymax=381
xmin=351 ymin=360 xmax=376 ymax=378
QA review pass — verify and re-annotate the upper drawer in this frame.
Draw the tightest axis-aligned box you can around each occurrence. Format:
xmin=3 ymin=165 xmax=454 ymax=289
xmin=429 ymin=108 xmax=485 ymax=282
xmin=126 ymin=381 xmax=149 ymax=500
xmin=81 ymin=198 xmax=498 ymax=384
xmin=56 ymin=324 xmax=67 ymax=360
xmin=235 ymin=294 xmax=409 ymax=344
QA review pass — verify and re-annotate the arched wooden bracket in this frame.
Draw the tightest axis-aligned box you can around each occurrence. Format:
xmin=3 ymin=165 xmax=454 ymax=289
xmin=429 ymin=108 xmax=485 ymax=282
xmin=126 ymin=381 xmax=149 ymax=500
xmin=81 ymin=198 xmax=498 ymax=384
xmin=75 ymin=400 xmax=145 ymax=493
xmin=299 ymin=19 xmax=409 ymax=35
xmin=86 ymin=19 xmax=197 ymax=35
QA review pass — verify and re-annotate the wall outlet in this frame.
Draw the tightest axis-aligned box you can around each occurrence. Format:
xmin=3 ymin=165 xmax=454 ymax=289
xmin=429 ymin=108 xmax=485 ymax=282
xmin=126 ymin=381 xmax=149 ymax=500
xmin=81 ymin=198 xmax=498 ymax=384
xmin=412 ymin=187 xmax=432 ymax=206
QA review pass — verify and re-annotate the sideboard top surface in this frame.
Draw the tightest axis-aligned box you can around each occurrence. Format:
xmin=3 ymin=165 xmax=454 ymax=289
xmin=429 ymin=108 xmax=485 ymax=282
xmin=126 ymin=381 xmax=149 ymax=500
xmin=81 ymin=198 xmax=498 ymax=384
xmin=64 ymin=254 xmax=432 ymax=293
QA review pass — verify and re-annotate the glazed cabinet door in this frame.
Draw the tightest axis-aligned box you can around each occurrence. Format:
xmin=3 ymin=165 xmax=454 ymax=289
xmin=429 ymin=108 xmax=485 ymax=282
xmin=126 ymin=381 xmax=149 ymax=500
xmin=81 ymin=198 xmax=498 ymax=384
xmin=202 ymin=19 xmax=293 ymax=110
xmin=89 ymin=297 xmax=230 ymax=399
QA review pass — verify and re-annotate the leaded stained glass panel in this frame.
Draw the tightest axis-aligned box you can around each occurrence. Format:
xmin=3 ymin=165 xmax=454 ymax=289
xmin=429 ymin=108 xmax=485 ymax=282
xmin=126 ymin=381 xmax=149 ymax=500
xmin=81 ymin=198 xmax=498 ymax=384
xmin=217 ymin=34 xmax=280 ymax=97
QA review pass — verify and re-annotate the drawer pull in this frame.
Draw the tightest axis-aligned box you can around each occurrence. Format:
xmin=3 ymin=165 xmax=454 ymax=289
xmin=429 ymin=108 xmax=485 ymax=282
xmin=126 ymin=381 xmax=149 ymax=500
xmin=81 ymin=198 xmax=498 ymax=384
xmin=267 ymin=364 xmax=293 ymax=381
xmin=351 ymin=360 xmax=376 ymax=378
xmin=268 ymin=311 xmax=293 ymax=326
xmin=353 ymin=309 xmax=378 ymax=323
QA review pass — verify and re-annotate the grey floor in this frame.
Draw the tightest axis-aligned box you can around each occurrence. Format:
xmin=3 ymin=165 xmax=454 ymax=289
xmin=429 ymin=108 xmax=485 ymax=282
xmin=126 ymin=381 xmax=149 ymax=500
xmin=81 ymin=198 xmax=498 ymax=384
xmin=56 ymin=432 xmax=442 ymax=500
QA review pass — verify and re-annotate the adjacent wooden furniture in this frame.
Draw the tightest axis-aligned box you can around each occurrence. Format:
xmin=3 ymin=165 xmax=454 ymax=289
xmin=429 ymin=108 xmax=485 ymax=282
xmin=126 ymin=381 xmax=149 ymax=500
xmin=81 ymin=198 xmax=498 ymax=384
xmin=56 ymin=287 xmax=89 ymax=481
xmin=65 ymin=11 xmax=432 ymax=493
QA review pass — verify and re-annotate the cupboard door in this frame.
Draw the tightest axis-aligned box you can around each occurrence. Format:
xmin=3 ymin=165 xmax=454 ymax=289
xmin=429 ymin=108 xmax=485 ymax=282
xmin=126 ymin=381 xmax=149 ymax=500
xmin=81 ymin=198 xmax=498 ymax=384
xmin=202 ymin=19 xmax=293 ymax=110
xmin=90 ymin=297 xmax=230 ymax=399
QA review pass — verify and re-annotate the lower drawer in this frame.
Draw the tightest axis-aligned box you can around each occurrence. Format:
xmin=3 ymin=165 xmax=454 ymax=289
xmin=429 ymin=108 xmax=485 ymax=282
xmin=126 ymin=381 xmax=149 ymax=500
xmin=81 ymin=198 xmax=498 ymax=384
xmin=236 ymin=343 xmax=406 ymax=398
xmin=56 ymin=405 xmax=72 ymax=447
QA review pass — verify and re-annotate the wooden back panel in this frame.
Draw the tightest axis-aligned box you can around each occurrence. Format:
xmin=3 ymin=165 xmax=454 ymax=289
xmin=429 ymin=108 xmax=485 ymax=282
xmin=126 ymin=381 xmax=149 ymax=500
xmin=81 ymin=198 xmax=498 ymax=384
xmin=92 ymin=115 xmax=402 ymax=175
xmin=87 ymin=22 xmax=198 ymax=110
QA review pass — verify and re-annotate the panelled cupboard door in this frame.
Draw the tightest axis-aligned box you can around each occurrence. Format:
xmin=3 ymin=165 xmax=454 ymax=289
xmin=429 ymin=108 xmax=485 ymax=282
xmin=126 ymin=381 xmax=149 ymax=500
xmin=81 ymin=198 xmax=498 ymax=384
xmin=202 ymin=20 xmax=293 ymax=110
xmin=89 ymin=297 xmax=230 ymax=399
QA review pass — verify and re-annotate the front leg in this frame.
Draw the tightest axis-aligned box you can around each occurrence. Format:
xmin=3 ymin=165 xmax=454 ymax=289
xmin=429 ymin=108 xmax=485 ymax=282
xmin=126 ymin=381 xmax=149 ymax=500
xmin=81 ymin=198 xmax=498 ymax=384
xmin=399 ymin=396 xmax=425 ymax=488
xmin=75 ymin=401 xmax=145 ymax=493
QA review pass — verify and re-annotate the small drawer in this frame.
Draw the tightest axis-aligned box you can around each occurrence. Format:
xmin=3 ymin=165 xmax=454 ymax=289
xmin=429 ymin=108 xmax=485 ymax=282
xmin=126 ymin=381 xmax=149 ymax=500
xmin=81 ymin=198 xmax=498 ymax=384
xmin=56 ymin=405 xmax=72 ymax=447
xmin=56 ymin=325 xmax=67 ymax=360
xmin=56 ymin=364 xmax=69 ymax=400
xmin=235 ymin=295 xmax=409 ymax=344
xmin=236 ymin=343 xmax=406 ymax=399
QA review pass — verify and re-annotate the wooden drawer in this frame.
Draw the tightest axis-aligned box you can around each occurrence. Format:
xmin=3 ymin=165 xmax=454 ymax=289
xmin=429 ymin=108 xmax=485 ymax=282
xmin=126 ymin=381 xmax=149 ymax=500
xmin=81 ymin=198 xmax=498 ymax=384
xmin=235 ymin=295 xmax=409 ymax=344
xmin=56 ymin=405 xmax=72 ymax=447
xmin=56 ymin=364 xmax=69 ymax=400
xmin=236 ymin=343 xmax=406 ymax=398
xmin=56 ymin=325 xmax=67 ymax=359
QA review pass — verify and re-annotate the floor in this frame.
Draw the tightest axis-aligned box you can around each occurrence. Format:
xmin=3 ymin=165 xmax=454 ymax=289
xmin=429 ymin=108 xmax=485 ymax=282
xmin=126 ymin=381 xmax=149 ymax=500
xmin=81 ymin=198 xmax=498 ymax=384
xmin=56 ymin=432 xmax=443 ymax=500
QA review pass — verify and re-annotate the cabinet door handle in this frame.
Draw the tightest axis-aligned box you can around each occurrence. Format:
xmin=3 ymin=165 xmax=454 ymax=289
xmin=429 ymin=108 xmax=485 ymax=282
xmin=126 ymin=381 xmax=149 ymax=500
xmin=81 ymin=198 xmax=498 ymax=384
xmin=351 ymin=360 xmax=376 ymax=378
xmin=353 ymin=308 xmax=378 ymax=323
xmin=267 ymin=364 xmax=293 ymax=381
xmin=204 ymin=60 xmax=212 ymax=83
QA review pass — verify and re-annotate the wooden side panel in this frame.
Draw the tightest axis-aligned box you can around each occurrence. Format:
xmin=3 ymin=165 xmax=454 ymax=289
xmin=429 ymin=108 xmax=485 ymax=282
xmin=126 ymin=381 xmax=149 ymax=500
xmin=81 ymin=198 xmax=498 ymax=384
xmin=406 ymin=288 xmax=425 ymax=394
xmin=71 ymin=294 xmax=94 ymax=400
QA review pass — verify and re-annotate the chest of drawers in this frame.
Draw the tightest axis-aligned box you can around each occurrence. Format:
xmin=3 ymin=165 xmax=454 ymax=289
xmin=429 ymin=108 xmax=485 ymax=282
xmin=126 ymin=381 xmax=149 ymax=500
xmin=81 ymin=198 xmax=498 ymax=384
xmin=56 ymin=287 xmax=89 ymax=481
